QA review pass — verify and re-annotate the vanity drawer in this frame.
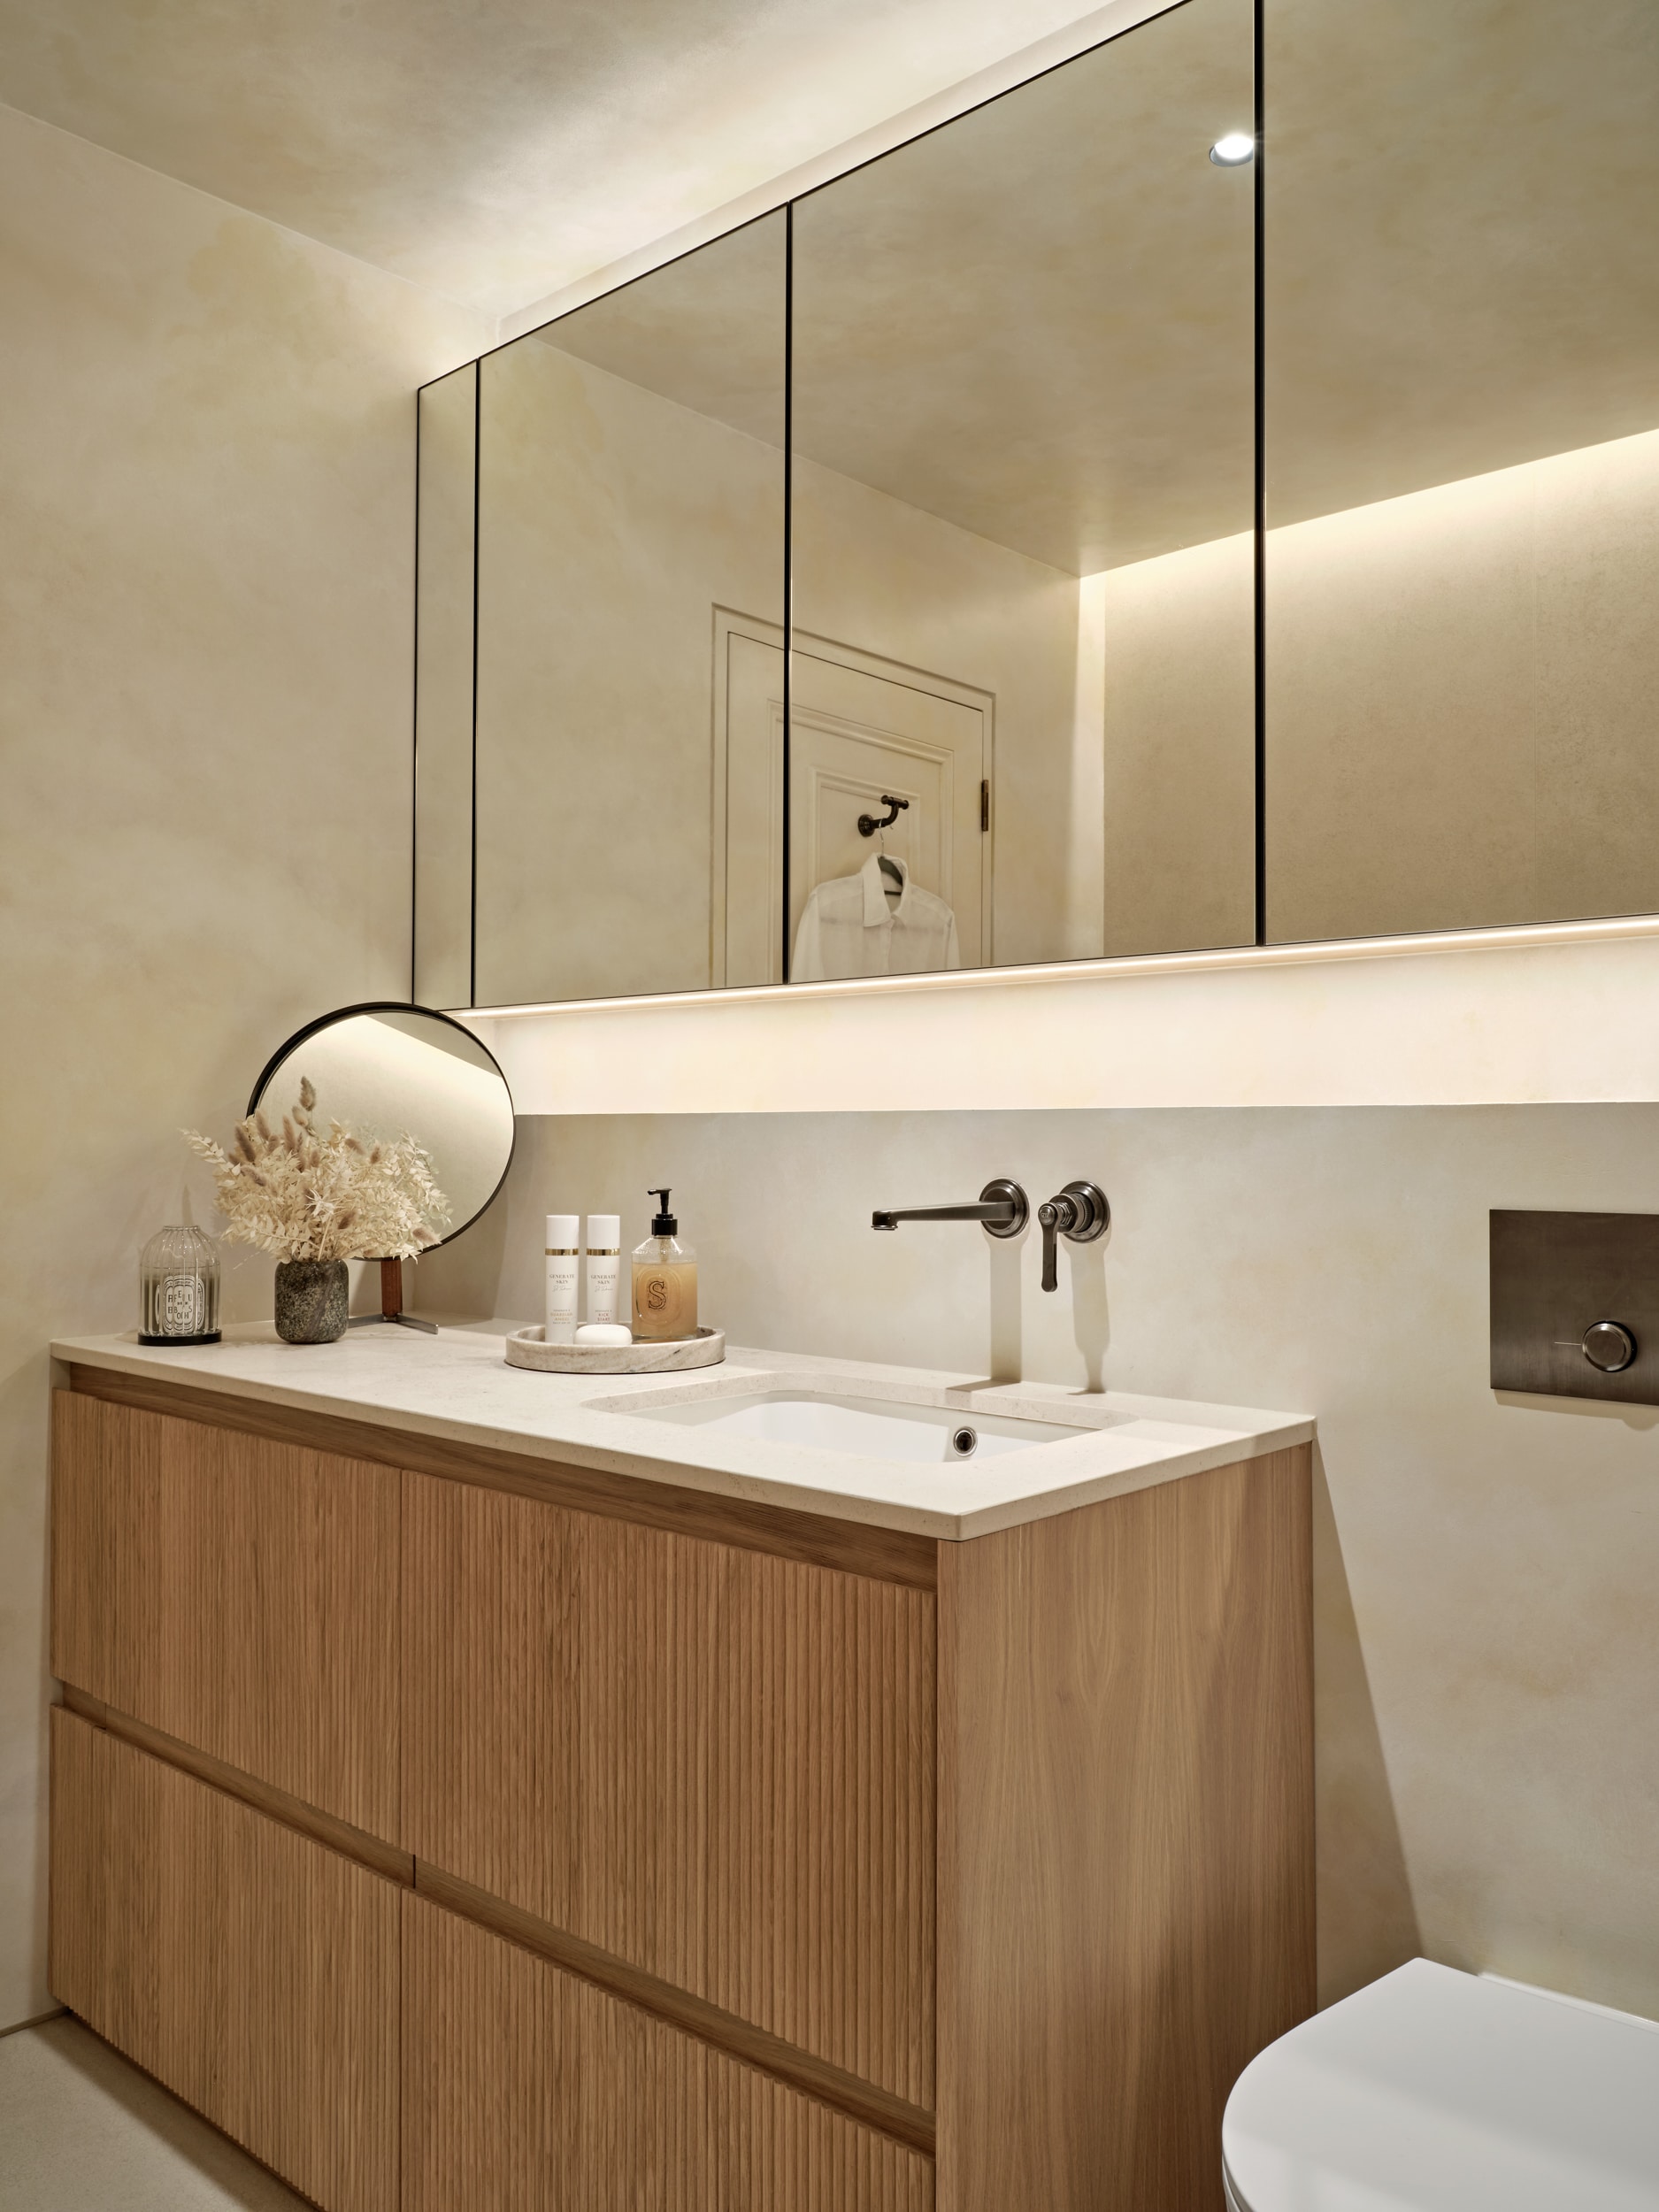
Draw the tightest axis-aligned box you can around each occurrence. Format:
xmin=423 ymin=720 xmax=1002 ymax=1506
xmin=51 ymin=1390 xmax=400 ymax=1837
xmin=401 ymin=1471 xmax=937 ymax=2108
xmin=403 ymin=1890 xmax=933 ymax=2212
xmin=50 ymin=1707 xmax=399 ymax=2212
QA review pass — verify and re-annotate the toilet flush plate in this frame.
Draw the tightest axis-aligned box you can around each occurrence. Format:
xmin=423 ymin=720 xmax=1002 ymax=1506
xmin=1490 ymin=1209 xmax=1659 ymax=1406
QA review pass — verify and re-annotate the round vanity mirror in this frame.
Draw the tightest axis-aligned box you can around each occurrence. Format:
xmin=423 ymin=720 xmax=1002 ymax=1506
xmin=249 ymin=1002 xmax=514 ymax=1256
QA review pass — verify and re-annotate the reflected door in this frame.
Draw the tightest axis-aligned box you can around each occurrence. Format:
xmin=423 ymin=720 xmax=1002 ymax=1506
xmin=719 ymin=625 xmax=989 ymax=984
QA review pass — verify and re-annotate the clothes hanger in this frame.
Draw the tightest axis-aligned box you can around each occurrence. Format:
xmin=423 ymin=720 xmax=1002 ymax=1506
xmin=857 ymin=795 xmax=908 ymax=892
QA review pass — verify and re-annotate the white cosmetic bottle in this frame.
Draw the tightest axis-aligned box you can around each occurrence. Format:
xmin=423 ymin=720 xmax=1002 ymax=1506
xmin=584 ymin=1215 xmax=622 ymax=1329
xmin=544 ymin=1215 xmax=580 ymax=1344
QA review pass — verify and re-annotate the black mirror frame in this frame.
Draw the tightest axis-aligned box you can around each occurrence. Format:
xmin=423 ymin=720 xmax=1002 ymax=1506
xmin=247 ymin=1000 xmax=516 ymax=1252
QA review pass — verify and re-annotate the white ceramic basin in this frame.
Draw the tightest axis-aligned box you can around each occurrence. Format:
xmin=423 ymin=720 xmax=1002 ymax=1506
xmin=626 ymin=1387 xmax=1080 ymax=1463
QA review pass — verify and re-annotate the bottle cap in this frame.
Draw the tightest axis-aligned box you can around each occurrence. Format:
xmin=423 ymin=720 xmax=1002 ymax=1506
xmin=586 ymin=1215 xmax=621 ymax=1248
xmin=545 ymin=1214 xmax=579 ymax=1247
xmin=574 ymin=1322 xmax=633 ymax=1347
xmin=649 ymin=1187 xmax=677 ymax=1236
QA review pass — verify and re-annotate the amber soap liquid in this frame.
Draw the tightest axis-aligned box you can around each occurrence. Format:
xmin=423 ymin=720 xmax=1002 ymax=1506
xmin=631 ymin=1252 xmax=698 ymax=1340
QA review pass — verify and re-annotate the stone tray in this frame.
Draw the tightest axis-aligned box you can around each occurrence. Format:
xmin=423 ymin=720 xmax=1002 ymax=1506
xmin=504 ymin=1325 xmax=726 ymax=1375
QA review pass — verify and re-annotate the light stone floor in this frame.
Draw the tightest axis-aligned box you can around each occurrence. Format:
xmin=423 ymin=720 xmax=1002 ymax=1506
xmin=0 ymin=2016 xmax=308 ymax=2210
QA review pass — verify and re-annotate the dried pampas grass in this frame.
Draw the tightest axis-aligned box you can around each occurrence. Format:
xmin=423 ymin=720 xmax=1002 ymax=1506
xmin=186 ymin=1081 xmax=449 ymax=1262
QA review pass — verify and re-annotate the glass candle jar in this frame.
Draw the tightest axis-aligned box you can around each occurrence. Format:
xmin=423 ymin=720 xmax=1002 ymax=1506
xmin=139 ymin=1224 xmax=221 ymax=1345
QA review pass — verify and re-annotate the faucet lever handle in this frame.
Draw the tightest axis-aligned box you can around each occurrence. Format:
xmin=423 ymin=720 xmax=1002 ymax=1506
xmin=1037 ymin=1181 xmax=1110 ymax=1292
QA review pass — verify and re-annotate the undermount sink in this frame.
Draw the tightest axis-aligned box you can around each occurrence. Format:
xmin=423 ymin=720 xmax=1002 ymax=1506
xmin=623 ymin=1386 xmax=1081 ymax=1463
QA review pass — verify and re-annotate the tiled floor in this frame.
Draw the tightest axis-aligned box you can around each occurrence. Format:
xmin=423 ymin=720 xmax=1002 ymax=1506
xmin=0 ymin=2016 xmax=308 ymax=2210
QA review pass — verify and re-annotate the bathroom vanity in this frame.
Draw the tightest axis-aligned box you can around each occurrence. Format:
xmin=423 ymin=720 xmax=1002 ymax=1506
xmin=48 ymin=1328 xmax=1314 ymax=2212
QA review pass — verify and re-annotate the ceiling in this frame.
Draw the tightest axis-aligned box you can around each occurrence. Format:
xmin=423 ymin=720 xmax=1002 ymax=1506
xmin=529 ymin=0 xmax=1659 ymax=573
xmin=0 ymin=0 xmax=1131 ymax=320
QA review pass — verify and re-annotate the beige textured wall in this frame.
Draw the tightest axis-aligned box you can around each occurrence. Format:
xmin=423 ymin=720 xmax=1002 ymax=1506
xmin=0 ymin=102 xmax=488 ymax=2027
xmin=419 ymin=1102 xmax=1659 ymax=2020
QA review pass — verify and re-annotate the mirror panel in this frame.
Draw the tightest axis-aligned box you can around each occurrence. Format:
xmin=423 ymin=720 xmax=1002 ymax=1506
xmin=251 ymin=1006 xmax=515 ymax=1244
xmin=469 ymin=211 xmax=787 ymax=1007
xmin=413 ymin=362 xmax=478 ymax=1010
xmin=787 ymin=0 xmax=1256 ymax=980
xmin=1265 ymin=0 xmax=1659 ymax=941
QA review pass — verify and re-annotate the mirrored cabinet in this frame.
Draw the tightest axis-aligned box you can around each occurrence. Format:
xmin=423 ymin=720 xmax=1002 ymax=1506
xmin=416 ymin=0 xmax=1659 ymax=1011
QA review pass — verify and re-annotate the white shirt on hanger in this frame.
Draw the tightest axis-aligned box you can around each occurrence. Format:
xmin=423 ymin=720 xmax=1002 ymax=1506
xmin=789 ymin=852 xmax=962 ymax=981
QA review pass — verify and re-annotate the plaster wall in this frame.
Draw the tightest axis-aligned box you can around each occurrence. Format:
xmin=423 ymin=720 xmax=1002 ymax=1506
xmin=418 ymin=1102 xmax=1659 ymax=2020
xmin=0 ymin=101 xmax=489 ymax=2027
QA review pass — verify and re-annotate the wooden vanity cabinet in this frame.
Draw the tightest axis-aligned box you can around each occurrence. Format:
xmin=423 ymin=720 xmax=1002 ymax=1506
xmin=50 ymin=1705 xmax=400 ymax=2212
xmin=50 ymin=1369 xmax=1313 ymax=2212
xmin=400 ymin=1468 xmax=938 ymax=2113
xmin=936 ymin=1447 xmax=1314 ymax=2212
xmin=51 ymin=1386 xmax=399 ymax=1839
xmin=403 ymin=1889 xmax=935 ymax=2212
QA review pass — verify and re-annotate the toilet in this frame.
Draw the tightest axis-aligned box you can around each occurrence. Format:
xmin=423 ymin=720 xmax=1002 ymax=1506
xmin=1223 ymin=1957 xmax=1659 ymax=2210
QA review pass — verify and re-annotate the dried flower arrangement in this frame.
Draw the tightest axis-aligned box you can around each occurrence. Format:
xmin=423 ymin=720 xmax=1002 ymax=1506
xmin=186 ymin=1078 xmax=450 ymax=1263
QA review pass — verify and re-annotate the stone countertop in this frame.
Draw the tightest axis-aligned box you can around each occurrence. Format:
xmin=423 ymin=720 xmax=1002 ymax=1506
xmin=50 ymin=1325 xmax=1315 ymax=1542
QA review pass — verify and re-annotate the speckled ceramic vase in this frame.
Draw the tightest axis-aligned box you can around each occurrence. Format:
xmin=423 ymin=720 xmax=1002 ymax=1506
xmin=273 ymin=1258 xmax=349 ymax=1344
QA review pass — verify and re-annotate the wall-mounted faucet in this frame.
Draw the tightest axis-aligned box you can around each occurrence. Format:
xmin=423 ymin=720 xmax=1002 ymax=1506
xmin=1036 ymin=1181 xmax=1110 ymax=1290
xmin=872 ymin=1178 xmax=1028 ymax=1238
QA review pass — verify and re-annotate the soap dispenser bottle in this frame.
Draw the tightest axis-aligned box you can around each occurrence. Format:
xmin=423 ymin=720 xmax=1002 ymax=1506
xmin=631 ymin=1189 xmax=698 ymax=1341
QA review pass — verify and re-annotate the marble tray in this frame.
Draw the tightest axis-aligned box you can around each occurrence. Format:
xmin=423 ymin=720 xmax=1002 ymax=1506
xmin=504 ymin=1325 xmax=726 ymax=1375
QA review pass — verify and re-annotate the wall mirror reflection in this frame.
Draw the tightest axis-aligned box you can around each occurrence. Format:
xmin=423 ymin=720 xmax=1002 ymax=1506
xmin=1264 ymin=0 xmax=1659 ymax=941
xmin=415 ymin=0 xmax=1659 ymax=1012
xmin=787 ymin=0 xmax=1254 ymax=979
xmin=419 ymin=213 xmax=788 ymax=1010
xmin=415 ymin=0 xmax=1256 ymax=1009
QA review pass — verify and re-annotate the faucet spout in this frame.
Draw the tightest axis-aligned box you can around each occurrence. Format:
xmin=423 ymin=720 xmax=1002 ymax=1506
xmin=872 ymin=1178 xmax=1029 ymax=1240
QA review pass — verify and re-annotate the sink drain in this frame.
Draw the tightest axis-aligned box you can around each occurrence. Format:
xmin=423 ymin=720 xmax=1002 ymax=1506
xmin=949 ymin=1425 xmax=979 ymax=1458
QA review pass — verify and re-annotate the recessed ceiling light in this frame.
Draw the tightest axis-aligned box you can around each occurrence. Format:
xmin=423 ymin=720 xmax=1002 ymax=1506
xmin=1210 ymin=132 xmax=1256 ymax=165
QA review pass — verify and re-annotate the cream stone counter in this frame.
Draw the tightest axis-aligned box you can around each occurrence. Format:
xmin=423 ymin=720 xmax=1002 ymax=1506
xmin=51 ymin=1325 xmax=1312 ymax=1543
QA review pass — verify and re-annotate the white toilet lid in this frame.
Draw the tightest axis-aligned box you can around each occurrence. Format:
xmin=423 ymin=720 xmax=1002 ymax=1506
xmin=1224 ymin=1958 xmax=1659 ymax=2212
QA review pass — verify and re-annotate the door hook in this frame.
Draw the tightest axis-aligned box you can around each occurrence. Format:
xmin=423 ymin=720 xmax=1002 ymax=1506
xmin=857 ymin=795 xmax=910 ymax=837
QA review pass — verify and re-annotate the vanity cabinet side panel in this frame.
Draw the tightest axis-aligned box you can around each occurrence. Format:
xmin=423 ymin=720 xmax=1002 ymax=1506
xmin=50 ymin=1706 xmax=399 ymax=2212
xmin=403 ymin=1889 xmax=934 ymax=2212
xmin=401 ymin=1471 xmax=936 ymax=2107
xmin=51 ymin=1390 xmax=400 ymax=1839
xmin=935 ymin=1447 xmax=1315 ymax=2212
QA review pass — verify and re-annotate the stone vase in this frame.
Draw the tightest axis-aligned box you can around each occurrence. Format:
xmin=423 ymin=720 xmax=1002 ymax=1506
xmin=273 ymin=1258 xmax=349 ymax=1345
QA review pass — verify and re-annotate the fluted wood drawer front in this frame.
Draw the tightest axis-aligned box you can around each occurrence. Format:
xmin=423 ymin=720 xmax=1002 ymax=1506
xmin=403 ymin=1892 xmax=934 ymax=2212
xmin=51 ymin=1390 xmax=399 ymax=1838
xmin=50 ymin=1708 xmax=399 ymax=2212
xmin=402 ymin=1471 xmax=936 ymax=2108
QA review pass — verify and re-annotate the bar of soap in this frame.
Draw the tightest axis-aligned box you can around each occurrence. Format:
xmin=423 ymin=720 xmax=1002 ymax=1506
xmin=574 ymin=1323 xmax=633 ymax=1347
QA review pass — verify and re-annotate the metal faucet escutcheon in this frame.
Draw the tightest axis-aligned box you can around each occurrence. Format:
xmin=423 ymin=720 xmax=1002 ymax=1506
xmin=1035 ymin=1181 xmax=1110 ymax=1291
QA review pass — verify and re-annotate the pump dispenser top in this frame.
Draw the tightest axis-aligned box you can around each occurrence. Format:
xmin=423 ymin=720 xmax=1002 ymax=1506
xmin=632 ymin=1187 xmax=697 ymax=1341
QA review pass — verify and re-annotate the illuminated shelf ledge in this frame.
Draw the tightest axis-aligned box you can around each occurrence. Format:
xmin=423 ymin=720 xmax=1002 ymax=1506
xmin=457 ymin=913 xmax=1659 ymax=1116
